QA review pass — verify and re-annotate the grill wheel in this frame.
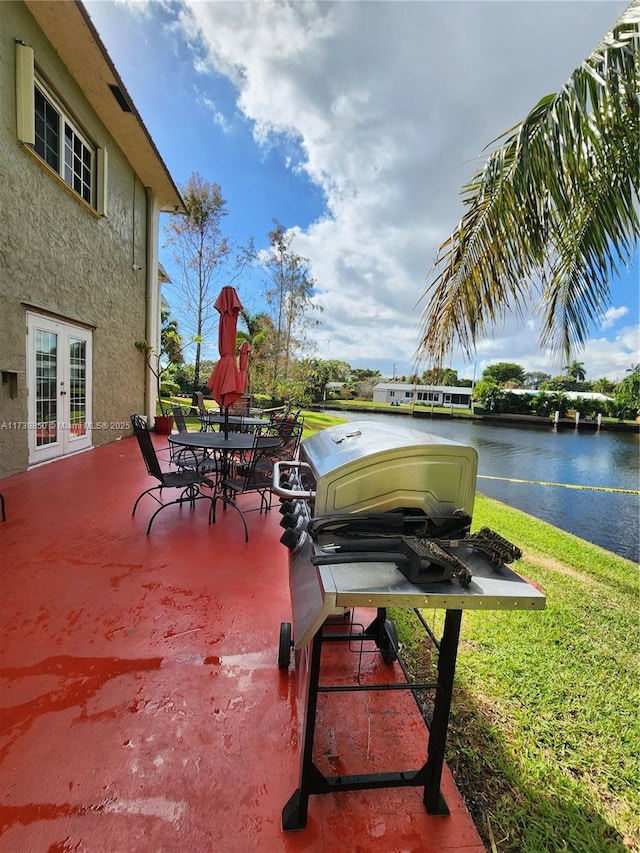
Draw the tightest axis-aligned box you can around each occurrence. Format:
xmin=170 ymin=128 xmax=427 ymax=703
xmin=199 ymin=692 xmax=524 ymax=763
xmin=278 ymin=621 xmax=293 ymax=668
xmin=376 ymin=619 xmax=398 ymax=664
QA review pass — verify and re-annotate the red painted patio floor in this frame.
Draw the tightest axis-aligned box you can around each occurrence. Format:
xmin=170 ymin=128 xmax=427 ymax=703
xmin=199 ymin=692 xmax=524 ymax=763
xmin=0 ymin=435 xmax=486 ymax=852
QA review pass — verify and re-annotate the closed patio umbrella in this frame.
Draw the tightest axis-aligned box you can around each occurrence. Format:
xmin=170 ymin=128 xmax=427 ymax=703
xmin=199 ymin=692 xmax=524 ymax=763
xmin=206 ymin=286 xmax=244 ymax=438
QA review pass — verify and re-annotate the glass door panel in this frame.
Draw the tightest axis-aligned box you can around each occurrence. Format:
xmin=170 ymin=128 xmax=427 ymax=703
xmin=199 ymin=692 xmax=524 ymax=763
xmin=35 ymin=329 xmax=59 ymax=447
xmin=28 ymin=314 xmax=92 ymax=464
xmin=69 ymin=337 xmax=88 ymax=437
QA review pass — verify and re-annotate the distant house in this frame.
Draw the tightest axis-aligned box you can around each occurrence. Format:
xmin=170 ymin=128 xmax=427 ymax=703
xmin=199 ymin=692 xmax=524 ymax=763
xmin=373 ymin=383 xmax=473 ymax=409
xmin=0 ymin=1 xmax=184 ymax=479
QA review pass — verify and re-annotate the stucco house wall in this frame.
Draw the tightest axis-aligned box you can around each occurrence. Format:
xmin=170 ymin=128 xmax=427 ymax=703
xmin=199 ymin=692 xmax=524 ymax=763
xmin=0 ymin=2 xmax=182 ymax=479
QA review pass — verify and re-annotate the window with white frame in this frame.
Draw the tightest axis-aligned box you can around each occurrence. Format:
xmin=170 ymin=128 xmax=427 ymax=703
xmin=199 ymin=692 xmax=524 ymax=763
xmin=34 ymin=79 xmax=94 ymax=205
xmin=16 ymin=42 xmax=107 ymax=214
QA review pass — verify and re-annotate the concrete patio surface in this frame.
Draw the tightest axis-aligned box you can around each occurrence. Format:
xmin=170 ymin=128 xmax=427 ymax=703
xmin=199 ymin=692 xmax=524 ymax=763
xmin=0 ymin=434 xmax=486 ymax=852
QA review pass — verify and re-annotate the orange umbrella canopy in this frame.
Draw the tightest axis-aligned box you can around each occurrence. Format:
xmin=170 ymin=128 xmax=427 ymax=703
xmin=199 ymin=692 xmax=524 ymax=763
xmin=206 ymin=286 xmax=244 ymax=409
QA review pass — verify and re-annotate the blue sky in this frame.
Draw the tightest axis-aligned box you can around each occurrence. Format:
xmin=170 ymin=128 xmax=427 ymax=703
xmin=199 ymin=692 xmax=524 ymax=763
xmin=86 ymin=0 xmax=639 ymax=382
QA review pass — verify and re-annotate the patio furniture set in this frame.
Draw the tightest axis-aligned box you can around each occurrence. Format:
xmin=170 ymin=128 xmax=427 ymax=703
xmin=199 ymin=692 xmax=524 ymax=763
xmin=129 ymin=408 xmax=304 ymax=538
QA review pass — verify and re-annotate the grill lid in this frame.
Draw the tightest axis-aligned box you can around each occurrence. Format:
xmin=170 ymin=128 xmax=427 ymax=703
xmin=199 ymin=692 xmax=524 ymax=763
xmin=299 ymin=420 xmax=478 ymax=518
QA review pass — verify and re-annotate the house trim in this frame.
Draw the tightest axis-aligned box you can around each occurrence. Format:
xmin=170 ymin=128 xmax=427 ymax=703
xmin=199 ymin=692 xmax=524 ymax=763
xmin=21 ymin=302 xmax=97 ymax=331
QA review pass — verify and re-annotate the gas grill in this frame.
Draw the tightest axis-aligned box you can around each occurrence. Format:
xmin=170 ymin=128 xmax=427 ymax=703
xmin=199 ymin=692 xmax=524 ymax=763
xmin=272 ymin=421 xmax=545 ymax=831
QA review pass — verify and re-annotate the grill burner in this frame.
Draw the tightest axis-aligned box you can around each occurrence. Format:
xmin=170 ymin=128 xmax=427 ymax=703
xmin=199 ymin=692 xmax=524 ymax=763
xmin=313 ymin=535 xmax=472 ymax=585
xmin=307 ymin=511 xmax=522 ymax=586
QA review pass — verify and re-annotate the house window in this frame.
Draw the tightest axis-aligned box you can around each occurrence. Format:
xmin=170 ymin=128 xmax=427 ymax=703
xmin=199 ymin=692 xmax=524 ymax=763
xmin=450 ymin=393 xmax=471 ymax=407
xmin=34 ymin=79 xmax=94 ymax=205
xmin=16 ymin=42 xmax=107 ymax=214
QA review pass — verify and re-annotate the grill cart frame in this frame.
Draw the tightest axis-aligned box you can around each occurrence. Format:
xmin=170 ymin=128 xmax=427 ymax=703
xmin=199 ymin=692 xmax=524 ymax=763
xmin=273 ymin=422 xmax=545 ymax=831
xmin=280 ymin=552 xmax=546 ymax=831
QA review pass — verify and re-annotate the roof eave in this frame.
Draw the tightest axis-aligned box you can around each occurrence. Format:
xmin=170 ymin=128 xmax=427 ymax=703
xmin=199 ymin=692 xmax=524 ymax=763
xmin=24 ymin=0 xmax=185 ymax=213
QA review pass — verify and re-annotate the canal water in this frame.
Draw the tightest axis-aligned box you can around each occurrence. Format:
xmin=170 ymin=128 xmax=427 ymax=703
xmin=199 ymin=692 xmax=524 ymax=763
xmin=327 ymin=410 xmax=640 ymax=563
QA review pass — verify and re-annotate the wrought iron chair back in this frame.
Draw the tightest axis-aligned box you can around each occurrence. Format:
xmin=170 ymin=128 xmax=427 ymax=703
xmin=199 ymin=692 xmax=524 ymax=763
xmin=274 ymin=418 xmax=303 ymax=460
xmin=194 ymin=391 xmax=214 ymax=431
xmin=171 ymin=405 xmax=189 ymax=433
xmin=170 ymin=406 xmax=221 ymax=477
xmin=129 ymin=414 xmax=215 ymax=533
xmin=223 ymin=407 xmax=245 ymax=432
xmin=212 ymin=429 xmax=274 ymax=542
xmin=258 ymin=418 xmax=303 ymax=468
xmin=194 ymin=391 xmax=208 ymax=415
xmin=131 ymin=413 xmax=165 ymax=481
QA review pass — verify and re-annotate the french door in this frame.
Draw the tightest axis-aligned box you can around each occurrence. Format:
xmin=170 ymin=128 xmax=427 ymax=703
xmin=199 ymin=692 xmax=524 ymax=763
xmin=27 ymin=313 xmax=93 ymax=465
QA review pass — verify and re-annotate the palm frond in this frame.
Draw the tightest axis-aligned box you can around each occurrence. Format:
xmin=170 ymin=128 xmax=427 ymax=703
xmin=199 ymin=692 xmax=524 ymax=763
xmin=418 ymin=0 xmax=640 ymax=367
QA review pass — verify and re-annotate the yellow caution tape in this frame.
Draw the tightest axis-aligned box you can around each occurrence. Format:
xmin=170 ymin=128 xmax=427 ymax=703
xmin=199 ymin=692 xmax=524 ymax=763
xmin=477 ymin=474 xmax=640 ymax=495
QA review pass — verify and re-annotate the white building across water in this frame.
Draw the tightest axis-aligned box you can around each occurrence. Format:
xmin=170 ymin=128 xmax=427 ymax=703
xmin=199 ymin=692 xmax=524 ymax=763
xmin=373 ymin=383 xmax=473 ymax=409
xmin=372 ymin=383 xmax=613 ymax=410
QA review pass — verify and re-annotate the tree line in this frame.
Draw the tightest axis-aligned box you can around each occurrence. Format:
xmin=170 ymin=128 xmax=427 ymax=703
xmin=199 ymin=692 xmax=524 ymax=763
xmin=161 ymin=173 xmax=318 ymax=404
xmin=381 ymin=361 xmax=640 ymax=420
xmin=469 ymin=361 xmax=639 ymax=419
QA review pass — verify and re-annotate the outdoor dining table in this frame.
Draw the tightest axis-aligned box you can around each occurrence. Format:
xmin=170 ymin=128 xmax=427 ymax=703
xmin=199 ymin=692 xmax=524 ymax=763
xmin=198 ymin=413 xmax=270 ymax=432
xmin=168 ymin=431 xmax=282 ymax=484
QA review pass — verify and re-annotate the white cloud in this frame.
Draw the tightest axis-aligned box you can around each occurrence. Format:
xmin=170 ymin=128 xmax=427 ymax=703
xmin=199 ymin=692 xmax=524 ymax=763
xmin=195 ymin=92 xmax=232 ymax=132
xmin=601 ymin=305 xmax=629 ymax=328
xmin=449 ymin=317 xmax=639 ymax=383
xmin=176 ymin=0 xmax=635 ymax=380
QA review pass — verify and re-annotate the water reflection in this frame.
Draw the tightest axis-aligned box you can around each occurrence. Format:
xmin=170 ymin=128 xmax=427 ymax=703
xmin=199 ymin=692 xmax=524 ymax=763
xmin=328 ymin=411 xmax=639 ymax=562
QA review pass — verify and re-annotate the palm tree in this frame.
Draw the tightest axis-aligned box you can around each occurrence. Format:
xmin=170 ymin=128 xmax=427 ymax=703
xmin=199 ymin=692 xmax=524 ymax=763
xmin=564 ymin=360 xmax=587 ymax=382
xmin=237 ymin=309 xmax=274 ymax=395
xmin=418 ymin=2 xmax=639 ymax=367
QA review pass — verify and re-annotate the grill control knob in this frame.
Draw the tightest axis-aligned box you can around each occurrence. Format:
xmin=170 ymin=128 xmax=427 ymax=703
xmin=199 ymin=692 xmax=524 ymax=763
xmin=280 ymin=513 xmax=298 ymax=529
xmin=280 ymin=527 xmax=300 ymax=550
xmin=279 ymin=500 xmax=295 ymax=515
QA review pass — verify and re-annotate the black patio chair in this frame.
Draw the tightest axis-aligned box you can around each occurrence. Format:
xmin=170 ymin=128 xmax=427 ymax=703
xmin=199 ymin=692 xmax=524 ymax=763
xmin=194 ymin=391 xmax=213 ymax=431
xmin=269 ymin=406 xmax=302 ymax=425
xmin=170 ymin=405 xmax=221 ymax=478
xmin=218 ymin=403 xmax=245 ymax=433
xmin=274 ymin=417 xmax=303 ymax=461
xmin=129 ymin=413 xmax=215 ymax=534
xmin=212 ymin=430 xmax=274 ymax=542
xmin=0 ymin=492 xmax=5 ymax=522
xmin=252 ymin=419 xmax=303 ymax=481
xmin=171 ymin=404 xmax=189 ymax=432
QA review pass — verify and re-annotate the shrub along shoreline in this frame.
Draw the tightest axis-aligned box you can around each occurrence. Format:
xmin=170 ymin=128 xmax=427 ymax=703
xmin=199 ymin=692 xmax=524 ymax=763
xmin=315 ymin=399 xmax=640 ymax=432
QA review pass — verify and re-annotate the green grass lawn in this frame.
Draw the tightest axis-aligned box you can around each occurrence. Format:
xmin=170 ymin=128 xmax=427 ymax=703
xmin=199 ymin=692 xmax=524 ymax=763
xmin=299 ymin=408 xmax=348 ymax=435
xmin=392 ymin=497 xmax=639 ymax=853
xmin=163 ymin=402 xmax=347 ymax=437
